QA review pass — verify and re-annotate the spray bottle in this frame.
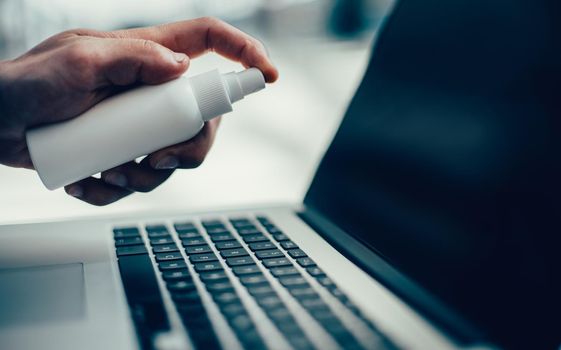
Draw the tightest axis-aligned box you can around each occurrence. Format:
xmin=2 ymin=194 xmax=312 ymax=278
xmin=26 ymin=68 xmax=266 ymax=190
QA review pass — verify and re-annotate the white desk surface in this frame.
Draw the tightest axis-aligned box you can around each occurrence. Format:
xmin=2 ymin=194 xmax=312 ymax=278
xmin=0 ymin=39 xmax=371 ymax=224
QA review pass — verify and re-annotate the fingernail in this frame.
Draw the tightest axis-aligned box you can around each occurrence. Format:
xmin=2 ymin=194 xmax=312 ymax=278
xmin=154 ymin=156 xmax=179 ymax=169
xmin=67 ymin=185 xmax=83 ymax=198
xmin=173 ymin=52 xmax=187 ymax=63
xmin=105 ymin=172 xmax=128 ymax=187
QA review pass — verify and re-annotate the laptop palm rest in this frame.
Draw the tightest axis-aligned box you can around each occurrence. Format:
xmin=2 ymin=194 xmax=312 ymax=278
xmin=0 ymin=263 xmax=85 ymax=328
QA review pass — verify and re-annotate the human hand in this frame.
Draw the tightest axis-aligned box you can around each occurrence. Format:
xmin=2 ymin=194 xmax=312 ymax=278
xmin=0 ymin=17 xmax=278 ymax=205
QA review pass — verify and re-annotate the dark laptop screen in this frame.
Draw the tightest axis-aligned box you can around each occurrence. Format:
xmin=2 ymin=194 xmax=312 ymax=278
xmin=305 ymin=0 xmax=560 ymax=347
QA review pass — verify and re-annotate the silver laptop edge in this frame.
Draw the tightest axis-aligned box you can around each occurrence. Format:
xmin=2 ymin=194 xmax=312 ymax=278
xmin=0 ymin=204 xmax=494 ymax=350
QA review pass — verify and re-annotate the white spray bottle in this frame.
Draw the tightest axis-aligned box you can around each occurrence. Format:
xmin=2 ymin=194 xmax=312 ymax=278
xmin=26 ymin=68 xmax=266 ymax=190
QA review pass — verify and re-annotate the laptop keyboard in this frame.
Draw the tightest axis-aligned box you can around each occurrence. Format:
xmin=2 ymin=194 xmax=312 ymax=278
xmin=114 ymin=215 xmax=392 ymax=350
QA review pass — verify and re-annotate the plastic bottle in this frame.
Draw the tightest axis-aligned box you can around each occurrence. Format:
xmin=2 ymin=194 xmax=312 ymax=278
xmin=26 ymin=68 xmax=266 ymax=190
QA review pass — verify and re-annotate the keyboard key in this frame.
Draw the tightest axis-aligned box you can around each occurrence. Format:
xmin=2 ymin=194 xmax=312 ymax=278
xmin=309 ymin=308 xmax=337 ymax=321
xmin=171 ymin=290 xmax=200 ymax=302
xmin=226 ymin=256 xmax=255 ymax=267
xmin=267 ymin=226 xmax=283 ymax=234
xmin=255 ymin=249 xmax=284 ymax=260
xmin=201 ymin=220 xmax=225 ymax=230
xmin=150 ymin=237 xmax=175 ymax=245
xmin=194 ymin=262 xmax=223 ymax=272
xmin=184 ymin=245 xmax=212 ymax=255
xmin=147 ymin=231 xmax=170 ymax=239
xmin=175 ymin=301 xmax=204 ymax=315
xmin=174 ymin=222 xmax=196 ymax=232
xmin=182 ymin=238 xmax=207 ymax=246
xmin=234 ymin=224 xmax=258 ymax=231
xmin=206 ymin=226 xmax=230 ymax=234
xmin=330 ymin=288 xmax=349 ymax=302
xmin=279 ymin=276 xmax=309 ymax=289
xmin=246 ymin=285 xmax=275 ymax=297
xmin=256 ymin=216 xmax=271 ymax=224
xmin=300 ymin=298 xmax=329 ymax=311
xmin=236 ymin=228 xmax=261 ymax=235
xmin=116 ymin=245 xmax=147 ymax=256
xmin=214 ymin=241 xmax=241 ymax=250
xmin=162 ymin=269 xmax=190 ymax=281
xmin=199 ymin=271 xmax=228 ymax=282
xmin=115 ymin=236 xmax=143 ymax=247
xmin=317 ymin=277 xmax=336 ymax=288
xmin=159 ymin=260 xmax=187 ymax=270
xmin=229 ymin=313 xmax=254 ymax=332
xmin=286 ymin=335 xmax=315 ymax=350
xmin=306 ymin=267 xmax=325 ymax=277
xmin=239 ymin=274 xmax=268 ymax=286
xmin=237 ymin=329 xmax=267 ymax=349
xmin=277 ymin=322 xmax=308 ymax=337
xmin=220 ymin=248 xmax=249 ymax=258
xmin=287 ymin=249 xmax=307 ymax=258
xmin=177 ymin=231 xmax=200 ymax=239
xmin=280 ymin=241 xmax=298 ymax=250
xmin=289 ymin=288 xmax=320 ymax=300
xmin=181 ymin=317 xmax=222 ymax=349
xmin=212 ymin=292 xmax=240 ymax=305
xmin=243 ymin=234 xmax=269 ymax=243
xmin=210 ymin=233 xmax=235 ymax=242
xmin=230 ymin=217 xmax=252 ymax=224
xmin=232 ymin=265 xmax=261 ymax=276
xmin=117 ymin=254 xmax=169 ymax=332
xmin=296 ymin=257 xmax=316 ymax=267
xmin=113 ymin=227 xmax=140 ymax=238
xmin=220 ymin=302 xmax=246 ymax=317
xmin=273 ymin=233 xmax=289 ymax=241
xmin=266 ymin=307 xmax=292 ymax=321
xmin=262 ymin=257 xmax=292 ymax=268
xmin=155 ymin=252 xmax=183 ymax=262
xmin=206 ymin=281 xmax=234 ymax=293
xmin=230 ymin=217 xmax=251 ymax=224
xmin=256 ymin=295 xmax=284 ymax=310
xmin=189 ymin=253 xmax=218 ymax=263
xmin=248 ymin=241 xmax=276 ymax=251
xmin=167 ymin=280 xmax=196 ymax=292
xmin=270 ymin=266 xmax=300 ymax=277
xmin=152 ymin=244 xmax=179 ymax=253
xmin=145 ymin=224 xmax=168 ymax=233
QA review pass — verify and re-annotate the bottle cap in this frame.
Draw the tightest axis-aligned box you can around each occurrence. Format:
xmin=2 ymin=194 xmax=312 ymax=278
xmin=189 ymin=69 xmax=233 ymax=122
xmin=189 ymin=68 xmax=266 ymax=121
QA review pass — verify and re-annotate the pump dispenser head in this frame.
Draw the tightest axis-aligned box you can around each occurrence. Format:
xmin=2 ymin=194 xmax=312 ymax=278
xmin=189 ymin=68 xmax=266 ymax=121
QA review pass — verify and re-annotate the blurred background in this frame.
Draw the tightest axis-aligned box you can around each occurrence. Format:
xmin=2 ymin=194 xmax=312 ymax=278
xmin=0 ymin=0 xmax=394 ymax=223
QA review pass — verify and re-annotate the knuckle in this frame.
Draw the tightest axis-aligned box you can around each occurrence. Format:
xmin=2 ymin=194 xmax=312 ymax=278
xmin=140 ymin=39 xmax=157 ymax=51
xmin=184 ymin=152 xmax=206 ymax=168
xmin=133 ymin=182 xmax=158 ymax=193
xmin=65 ymin=42 xmax=93 ymax=65
xmin=198 ymin=16 xmax=221 ymax=27
xmin=64 ymin=42 xmax=99 ymax=85
xmin=66 ymin=28 xmax=101 ymax=37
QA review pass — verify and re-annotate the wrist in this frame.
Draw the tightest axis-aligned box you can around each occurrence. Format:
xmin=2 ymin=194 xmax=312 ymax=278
xmin=0 ymin=59 xmax=19 ymax=137
xmin=0 ymin=59 xmax=26 ymax=151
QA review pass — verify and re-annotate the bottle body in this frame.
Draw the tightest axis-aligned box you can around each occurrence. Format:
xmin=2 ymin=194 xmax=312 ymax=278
xmin=27 ymin=76 xmax=203 ymax=190
xmin=26 ymin=68 xmax=266 ymax=190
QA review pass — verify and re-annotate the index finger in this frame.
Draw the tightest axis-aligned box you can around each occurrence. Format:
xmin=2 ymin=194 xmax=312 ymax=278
xmin=109 ymin=17 xmax=279 ymax=83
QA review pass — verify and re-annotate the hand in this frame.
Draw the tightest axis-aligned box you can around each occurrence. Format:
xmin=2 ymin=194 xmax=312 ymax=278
xmin=0 ymin=17 xmax=278 ymax=205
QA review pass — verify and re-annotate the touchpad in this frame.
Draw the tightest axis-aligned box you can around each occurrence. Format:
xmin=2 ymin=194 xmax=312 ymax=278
xmin=0 ymin=263 xmax=85 ymax=328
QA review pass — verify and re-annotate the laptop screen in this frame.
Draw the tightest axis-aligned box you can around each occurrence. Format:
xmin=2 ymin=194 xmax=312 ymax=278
xmin=304 ymin=0 xmax=560 ymax=347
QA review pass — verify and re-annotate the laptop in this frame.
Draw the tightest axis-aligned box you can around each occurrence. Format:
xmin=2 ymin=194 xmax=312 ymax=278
xmin=1 ymin=0 xmax=559 ymax=349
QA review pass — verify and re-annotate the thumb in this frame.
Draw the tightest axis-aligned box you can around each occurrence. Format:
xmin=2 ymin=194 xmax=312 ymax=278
xmin=95 ymin=38 xmax=189 ymax=87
